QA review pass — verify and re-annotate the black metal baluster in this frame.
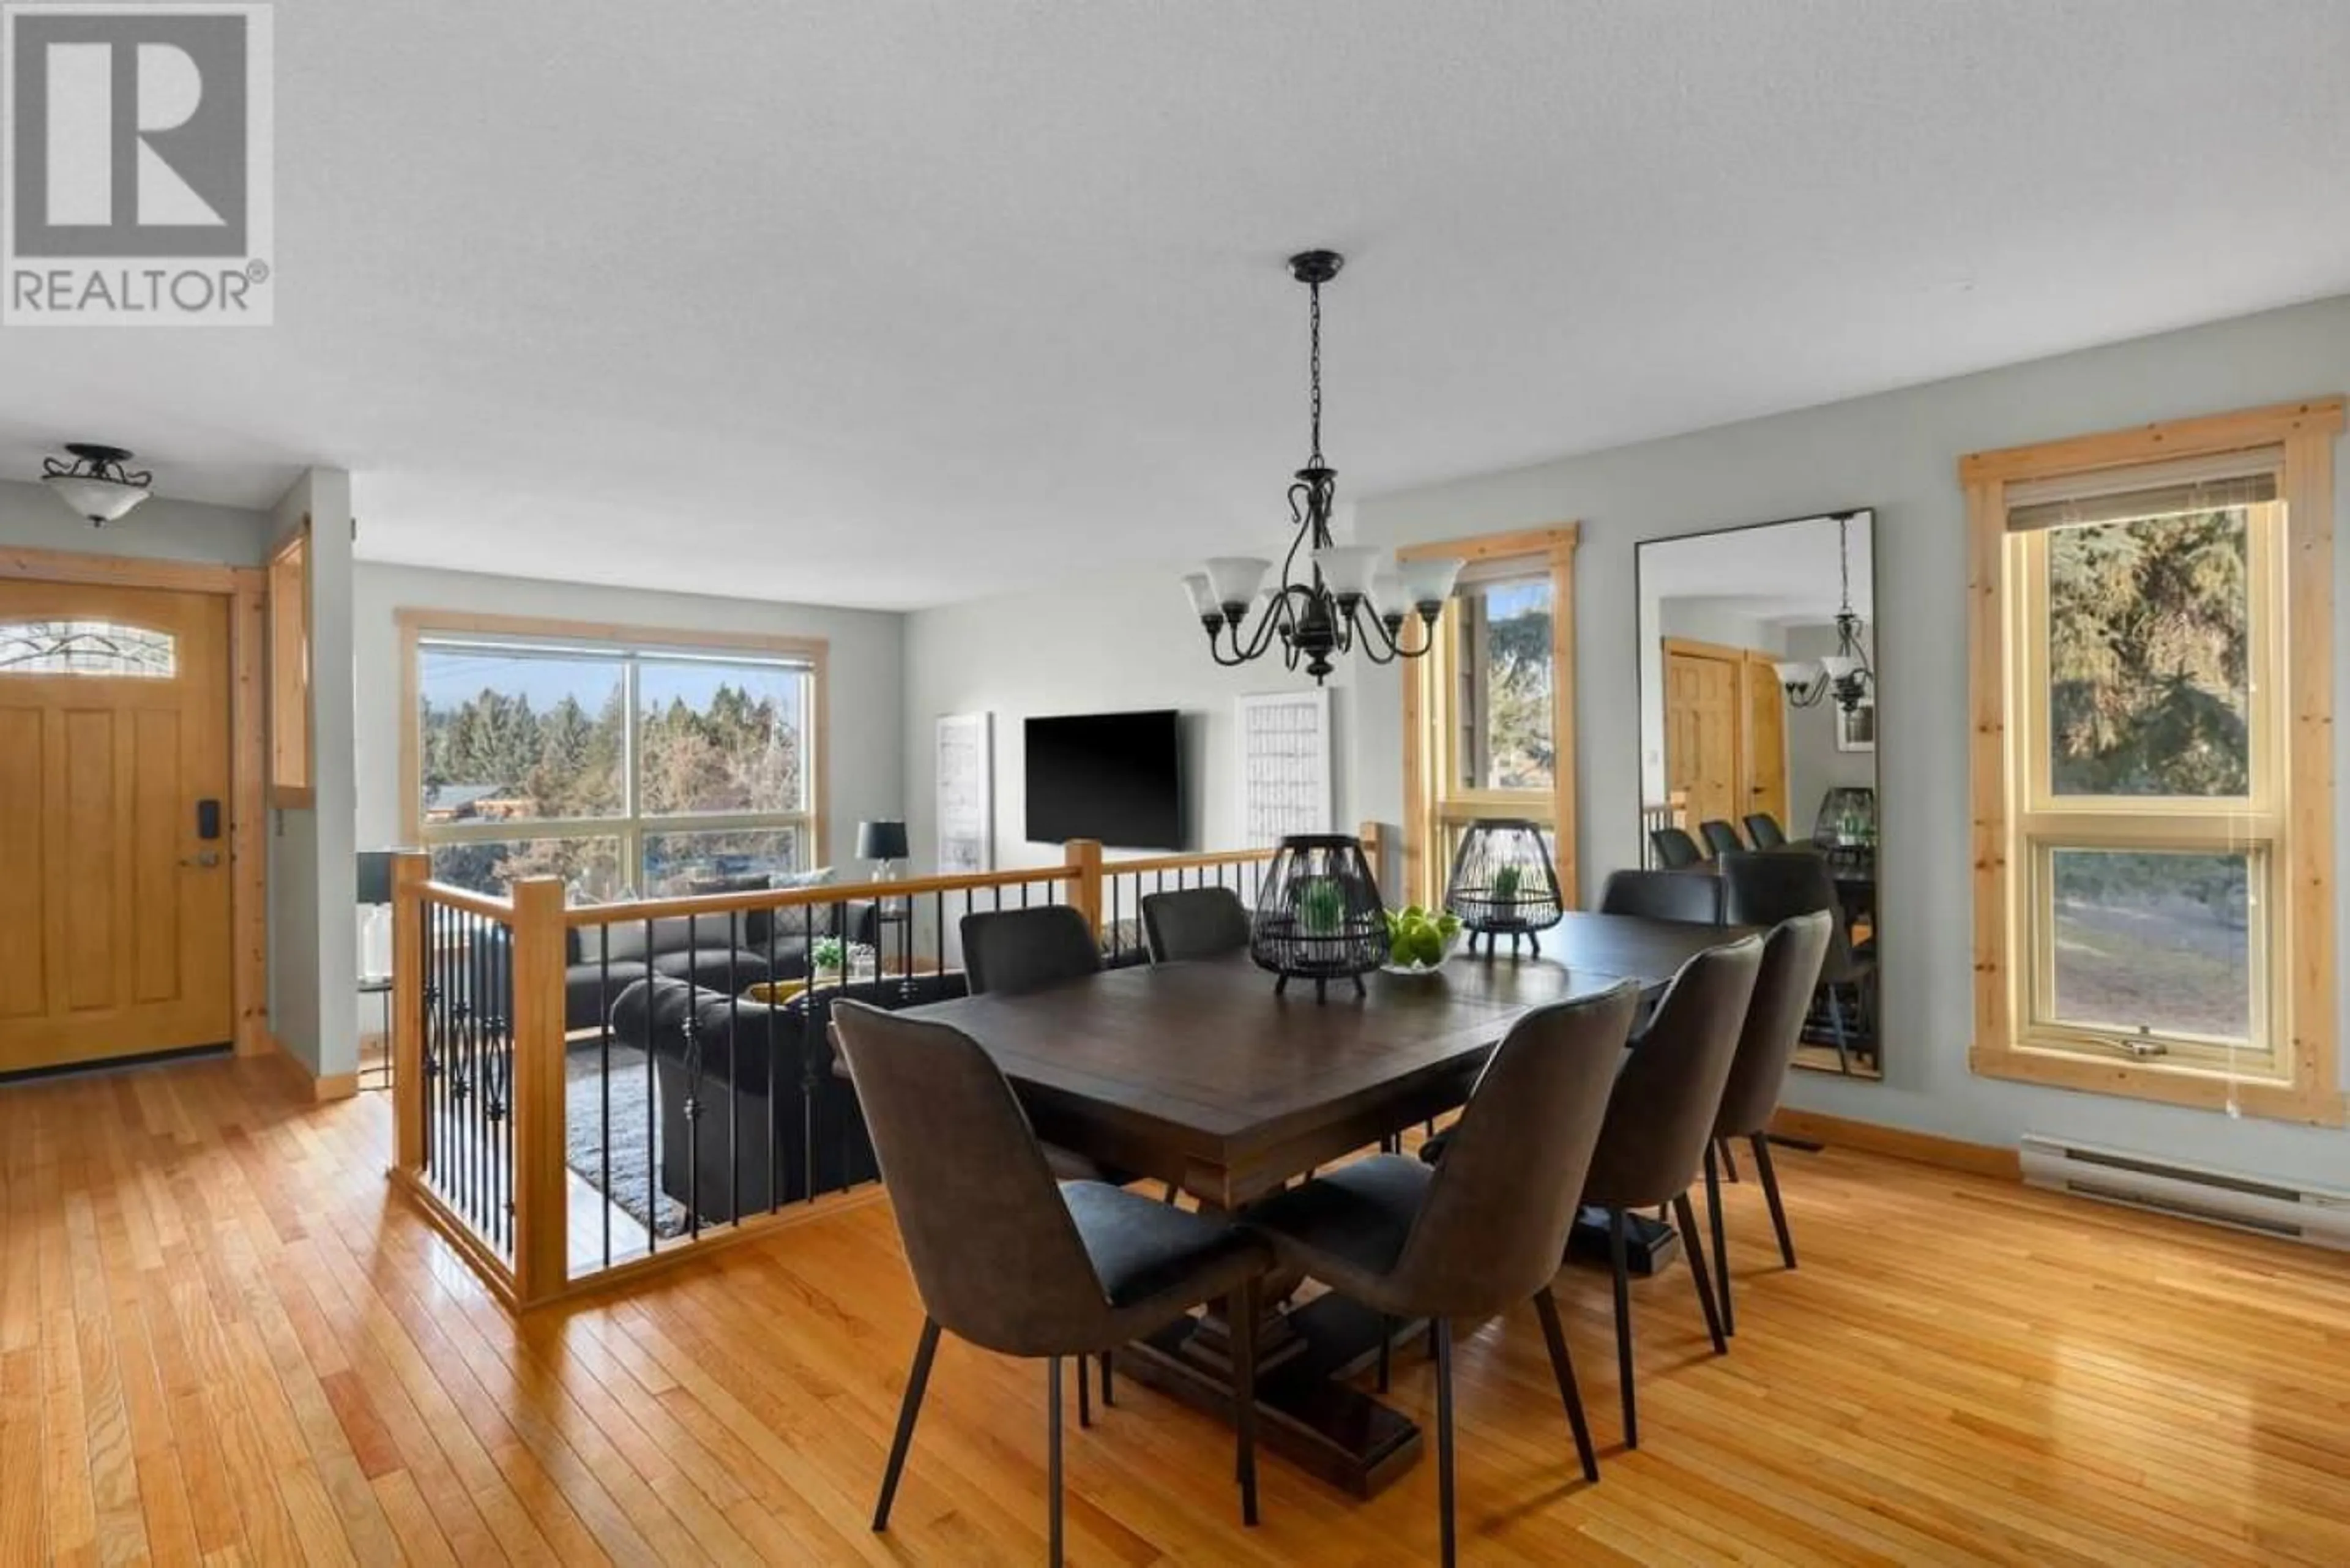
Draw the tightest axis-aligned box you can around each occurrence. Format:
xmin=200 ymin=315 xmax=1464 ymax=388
xmin=684 ymin=912 xmax=703 ymax=1239
xmin=1110 ymin=877 xmax=1121 ymax=961
xmin=802 ymin=902 xmax=819 ymax=1203
xmin=600 ymin=919 xmax=613 ymax=1272
xmin=766 ymin=897 xmax=782 ymax=1214
xmin=644 ymin=915 xmax=658 ymax=1252
xmin=726 ymin=911 xmax=740 ymax=1226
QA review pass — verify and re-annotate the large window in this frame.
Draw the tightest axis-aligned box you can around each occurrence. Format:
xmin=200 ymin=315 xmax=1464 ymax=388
xmin=402 ymin=614 xmax=823 ymax=900
xmin=1403 ymin=527 xmax=1578 ymax=906
xmin=1964 ymin=401 xmax=2340 ymax=1122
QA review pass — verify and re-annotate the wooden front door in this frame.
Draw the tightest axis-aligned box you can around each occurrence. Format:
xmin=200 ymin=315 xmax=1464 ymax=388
xmin=1663 ymin=643 xmax=1742 ymax=834
xmin=0 ymin=582 xmax=235 ymax=1073
xmin=1742 ymin=651 xmax=1789 ymax=832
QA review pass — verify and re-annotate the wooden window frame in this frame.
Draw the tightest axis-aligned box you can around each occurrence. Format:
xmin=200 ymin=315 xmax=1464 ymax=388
xmin=395 ymin=609 xmax=830 ymax=895
xmin=1400 ymin=525 xmax=1580 ymax=908
xmin=1962 ymin=398 xmax=2343 ymax=1124
xmin=267 ymin=522 xmax=315 ymax=808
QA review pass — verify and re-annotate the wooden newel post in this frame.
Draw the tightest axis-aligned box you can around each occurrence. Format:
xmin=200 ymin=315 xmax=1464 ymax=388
xmin=390 ymin=851 xmax=430 ymax=1176
xmin=507 ymin=877 xmax=570 ymax=1305
xmin=1066 ymin=839 xmax=1105 ymax=934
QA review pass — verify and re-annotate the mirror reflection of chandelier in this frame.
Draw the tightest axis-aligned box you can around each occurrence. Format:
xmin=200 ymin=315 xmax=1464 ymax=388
xmin=1775 ymin=511 xmax=1873 ymax=712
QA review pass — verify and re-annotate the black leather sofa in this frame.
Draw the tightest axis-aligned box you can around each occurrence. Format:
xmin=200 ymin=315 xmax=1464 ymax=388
xmin=609 ymin=969 xmax=968 ymax=1225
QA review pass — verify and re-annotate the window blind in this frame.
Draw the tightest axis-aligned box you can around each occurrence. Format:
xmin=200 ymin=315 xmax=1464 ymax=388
xmin=2005 ymin=448 xmax=2281 ymax=532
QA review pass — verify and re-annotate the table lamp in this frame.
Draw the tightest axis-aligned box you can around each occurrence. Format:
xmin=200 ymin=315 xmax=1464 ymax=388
xmin=857 ymin=819 xmax=909 ymax=881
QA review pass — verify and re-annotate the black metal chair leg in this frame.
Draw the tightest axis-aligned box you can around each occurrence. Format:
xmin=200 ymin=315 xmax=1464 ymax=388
xmin=1078 ymin=1350 xmax=1091 ymax=1428
xmin=1826 ymin=986 xmax=1854 ymax=1075
xmin=1101 ymin=1350 xmax=1116 ymax=1407
xmin=1234 ymin=1276 xmax=1260 ymax=1526
xmin=1718 ymin=1137 xmax=1740 ymax=1183
xmin=1752 ymin=1133 xmax=1797 ymax=1269
xmin=872 ymin=1317 xmax=940 ymax=1531
xmin=1673 ymin=1192 xmax=1728 ymax=1355
xmin=1048 ymin=1356 xmax=1065 ymax=1567
xmin=1706 ymin=1143 xmax=1734 ymax=1338
xmin=1609 ymin=1208 xmax=1637 ymax=1450
xmin=1433 ymin=1317 xmax=1458 ymax=1568
xmin=1532 ymin=1286 xmax=1599 ymax=1484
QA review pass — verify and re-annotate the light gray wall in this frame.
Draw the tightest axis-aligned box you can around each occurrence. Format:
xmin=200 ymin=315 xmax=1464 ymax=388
xmin=1351 ymin=291 xmax=2350 ymax=1188
xmin=0 ymin=478 xmax=270 ymax=564
xmin=265 ymin=468 xmax=359 ymax=1078
xmin=1783 ymin=622 xmax=1876 ymax=838
xmin=903 ymin=564 xmax=1353 ymax=873
xmin=350 ymin=562 xmax=907 ymax=872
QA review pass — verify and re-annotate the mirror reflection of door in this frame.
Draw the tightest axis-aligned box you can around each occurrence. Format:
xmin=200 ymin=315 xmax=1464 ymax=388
xmin=1662 ymin=640 xmax=1745 ymax=833
xmin=1742 ymin=650 xmax=1788 ymax=829
xmin=0 ymin=581 xmax=236 ymax=1075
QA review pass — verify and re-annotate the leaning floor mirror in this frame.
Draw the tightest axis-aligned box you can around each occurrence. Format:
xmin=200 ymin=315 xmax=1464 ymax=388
xmin=1635 ymin=509 xmax=1882 ymax=1079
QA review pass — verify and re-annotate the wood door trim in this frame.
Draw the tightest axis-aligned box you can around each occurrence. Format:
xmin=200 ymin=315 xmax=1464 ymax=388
xmin=1660 ymin=634 xmax=1749 ymax=666
xmin=0 ymin=545 xmax=269 ymax=1059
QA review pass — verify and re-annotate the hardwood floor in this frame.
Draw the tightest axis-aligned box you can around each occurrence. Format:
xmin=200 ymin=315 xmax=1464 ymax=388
xmin=3 ymin=1055 xmax=2346 ymax=1566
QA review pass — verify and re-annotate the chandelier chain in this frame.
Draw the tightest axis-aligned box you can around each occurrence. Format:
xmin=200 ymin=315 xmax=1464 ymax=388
xmin=1307 ymin=279 xmax=1323 ymax=466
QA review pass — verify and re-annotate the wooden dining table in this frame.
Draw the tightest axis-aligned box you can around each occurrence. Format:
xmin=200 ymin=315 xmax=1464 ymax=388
xmin=895 ymin=910 xmax=1750 ymax=1498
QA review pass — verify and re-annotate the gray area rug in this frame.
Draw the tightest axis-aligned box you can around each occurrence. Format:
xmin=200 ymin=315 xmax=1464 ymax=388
xmin=565 ymin=1043 xmax=691 ymax=1239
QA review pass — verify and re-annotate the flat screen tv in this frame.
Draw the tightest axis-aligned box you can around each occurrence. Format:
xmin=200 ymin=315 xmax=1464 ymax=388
xmin=1024 ymin=710 xmax=1184 ymax=850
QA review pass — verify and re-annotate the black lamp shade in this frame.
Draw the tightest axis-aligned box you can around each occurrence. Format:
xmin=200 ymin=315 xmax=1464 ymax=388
xmin=356 ymin=850 xmax=395 ymax=906
xmin=1248 ymin=834 xmax=1386 ymax=999
xmin=856 ymin=819 xmax=909 ymax=861
xmin=1442 ymin=819 xmax=1565 ymax=956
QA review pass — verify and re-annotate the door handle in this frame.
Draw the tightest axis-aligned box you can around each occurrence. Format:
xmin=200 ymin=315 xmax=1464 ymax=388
xmin=181 ymin=851 xmax=222 ymax=869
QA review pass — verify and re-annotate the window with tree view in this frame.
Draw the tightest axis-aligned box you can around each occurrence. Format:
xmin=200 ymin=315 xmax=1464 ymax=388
xmin=2005 ymin=459 xmax=2282 ymax=1073
xmin=1452 ymin=575 xmax=1554 ymax=792
xmin=416 ymin=635 xmax=816 ymax=899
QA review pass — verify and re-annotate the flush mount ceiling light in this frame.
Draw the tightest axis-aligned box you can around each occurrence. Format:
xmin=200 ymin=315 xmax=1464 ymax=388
xmin=1182 ymin=250 xmax=1463 ymax=685
xmin=42 ymin=443 xmax=154 ymax=526
xmin=1775 ymin=511 xmax=1874 ymax=712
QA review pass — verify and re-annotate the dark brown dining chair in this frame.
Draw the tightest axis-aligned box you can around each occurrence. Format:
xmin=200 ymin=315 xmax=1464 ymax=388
xmin=1718 ymin=851 xmax=1871 ymax=1075
xmin=961 ymin=905 xmax=1152 ymax=1228
xmin=1702 ymin=912 xmax=1832 ymax=1336
xmin=1742 ymin=813 xmax=1788 ymax=849
xmin=1698 ymin=819 xmax=1746 ymax=858
xmin=1245 ymin=984 xmax=1643 ymax=1567
xmin=1649 ymin=826 xmax=1704 ymax=869
xmin=961 ymin=905 xmax=1103 ymax=997
xmin=1140 ymin=886 xmax=1251 ymax=963
xmin=1598 ymin=868 xmax=1723 ymax=925
xmin=1580 ymin=935 xmax=1762 ymax=1449
xmin=834 ymin=1002 xmax=1274 ymax=1564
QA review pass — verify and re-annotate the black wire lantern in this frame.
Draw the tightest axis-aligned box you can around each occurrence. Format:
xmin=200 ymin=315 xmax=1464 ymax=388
xmin=1181 ymin=251 xmax=1464 ymax=685
xmin=1443 ymin=820 xmax=1565 ymax=957
xmin=1249 ymin=834 xmax=1386 ymax=1000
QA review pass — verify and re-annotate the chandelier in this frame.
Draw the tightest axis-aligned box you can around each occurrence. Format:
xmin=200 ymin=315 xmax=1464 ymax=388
xmin=43 ymin=443 xmax=153 ymax=526
xmin=1182 ymin=251 xmax=1462 ymax=684
xmin=1775 ymin=511 xmax=1873 ymax=712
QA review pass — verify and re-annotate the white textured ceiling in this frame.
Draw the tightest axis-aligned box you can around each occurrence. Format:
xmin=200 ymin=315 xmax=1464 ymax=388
xmin=5 ymin=1 xmax=2350 ymax=608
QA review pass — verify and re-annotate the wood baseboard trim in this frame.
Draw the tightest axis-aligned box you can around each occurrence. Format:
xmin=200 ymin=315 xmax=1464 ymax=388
xmin=262 ymin=1032 xmax=360 ymax=1102
xmin=1769 ymin=1107 xmax=2021 ymax=1181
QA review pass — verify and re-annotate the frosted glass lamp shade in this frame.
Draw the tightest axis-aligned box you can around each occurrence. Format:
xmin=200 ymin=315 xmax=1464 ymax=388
xmin=1395 ymin=557 xmax=1463 ymax=611
xmin=1181 ymin=572 xmax=1220 ymax=620
xmin=1204 ymin=556 xmax=1272 ymax=610
xmin=1818 ymin=654 xmax=1860 ymax=682
xmin=1311 ymin=545 xmax=1381 ymax=602
xmin=1369 ymin=569 xmax=1404 ymax=621
xmin=1775 ymin=660 xmax=1821 ymax=689
xmin=45 ymin=474 xmax=149 ymax=525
